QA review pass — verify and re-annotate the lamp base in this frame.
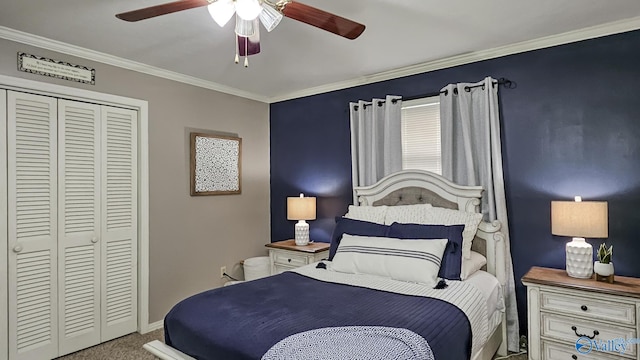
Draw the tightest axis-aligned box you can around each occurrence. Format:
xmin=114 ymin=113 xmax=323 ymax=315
xmin=294 ymin=220 xmax=310 ymax=246
xmin=566 ymin=238 xmax=593 ymax=279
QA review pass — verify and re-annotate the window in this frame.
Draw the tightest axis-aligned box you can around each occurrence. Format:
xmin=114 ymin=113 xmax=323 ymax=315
xmin=400 ymin=96 xmax=441 ymax=174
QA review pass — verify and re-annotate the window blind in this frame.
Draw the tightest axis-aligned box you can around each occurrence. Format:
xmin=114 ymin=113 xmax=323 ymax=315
xmin=401 ymin=96 xmax=441 ymax=174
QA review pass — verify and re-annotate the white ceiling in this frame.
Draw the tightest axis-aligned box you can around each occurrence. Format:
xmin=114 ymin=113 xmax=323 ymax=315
xmin=1 ymin=1 xmax=640 ymax=102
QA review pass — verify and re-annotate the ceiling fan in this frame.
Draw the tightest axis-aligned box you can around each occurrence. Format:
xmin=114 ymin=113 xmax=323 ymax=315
xmin=116 ymin=0 xmax=366 ymax=67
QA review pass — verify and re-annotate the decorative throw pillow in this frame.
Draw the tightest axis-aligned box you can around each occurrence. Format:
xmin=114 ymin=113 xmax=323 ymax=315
xmin=388 ymin=222 xmax=465 ymax=280
xmin=426 ymin=207 xmax=483 ymax=260
xmin=461 ymin=251 xmax=487 ymax=280
xmin=332 ymin=234 xmax=448 ymax=287
xmin=384 ymin=204 xmax=482 ymax=260
xmin=328 ymin=217 xmax=391 ymax=260
xmin=383 ymin=204 xmax=433 ymax=225
xmin=344 ymin=205 xmax=388 ymax=225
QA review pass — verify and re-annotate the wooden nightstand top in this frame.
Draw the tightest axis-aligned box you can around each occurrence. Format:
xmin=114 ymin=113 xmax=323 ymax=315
xmin=265 ymin=240 xmax=330 ymax=253
xmin=522 ymin=266 xmax=640 ymax=299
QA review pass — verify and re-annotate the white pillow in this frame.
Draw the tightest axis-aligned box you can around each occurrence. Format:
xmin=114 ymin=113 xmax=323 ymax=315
xmin=331 ymin=234 xmax=448 ymax=287
xmin=382 ymin=204 xmax=433 ymax=225
xmin=461 ymin=251 xmax=487 ymax=280
xmin=384 ymin=205 xmax=482 ymax=260
xmin=429 ymin=207 xmax=483 ymax=260
xmin=344 ymin=205 xmax=388 ymax=224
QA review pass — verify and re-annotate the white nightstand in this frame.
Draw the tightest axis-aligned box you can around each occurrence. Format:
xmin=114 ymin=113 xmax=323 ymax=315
xmin=522 ymin=266 xmax=640 ymax=360
xmin=265 ymin=240 xmax=329 ymax=275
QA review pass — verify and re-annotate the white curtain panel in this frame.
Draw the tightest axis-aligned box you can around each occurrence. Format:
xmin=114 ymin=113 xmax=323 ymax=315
xmin=440 ymin=77 xmax=520 ymax=352
xmin=350 ymin=95 xmax=403 ymax=190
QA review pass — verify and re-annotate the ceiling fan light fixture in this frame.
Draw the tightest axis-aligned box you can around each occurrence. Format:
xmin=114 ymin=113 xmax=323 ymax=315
xmin=235 ymin=15 xmax=257 ymax=37
xmin=259 ymin=3 xmax=283 ymax=32
xmin=207 ymin=0 xmax=236 ymax=27
xmin=235 ymin=0 xmax=262 ymax=20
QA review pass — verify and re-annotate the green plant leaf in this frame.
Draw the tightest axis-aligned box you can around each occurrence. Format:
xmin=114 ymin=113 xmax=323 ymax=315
xmin=597 ymin=242 xmax=613 ymax=264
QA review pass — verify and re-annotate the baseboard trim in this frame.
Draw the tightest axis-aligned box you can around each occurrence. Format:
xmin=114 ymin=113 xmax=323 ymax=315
xmin=143 ymin=320 xmax=164 ymax=334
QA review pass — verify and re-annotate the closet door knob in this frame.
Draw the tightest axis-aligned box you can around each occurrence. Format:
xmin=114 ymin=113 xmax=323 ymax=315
xmin=13 ymin=245 xmax=23 ymax=253
xmin=91 ymin=237 xmax=99 ymax=243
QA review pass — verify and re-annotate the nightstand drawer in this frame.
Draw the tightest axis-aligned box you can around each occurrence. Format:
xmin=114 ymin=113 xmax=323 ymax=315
xmin=541 ymin=313 xmax=636 ymax=357
xmin=541 ymin=289 xmax=636 ymax=326
xmin=273 ymin=264 xmax=297 ymax=275
xmin=273 ymin=251 xmax=308 ymax=267
xmin=542 ymin=340 xmax=625 ymax=360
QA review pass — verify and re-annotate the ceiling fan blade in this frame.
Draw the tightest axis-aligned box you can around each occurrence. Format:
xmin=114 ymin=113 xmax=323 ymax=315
xmin=281 ymin=1 xmax=365 ymax=40
xmin=116 ymin=0 xmax=210 ymax=22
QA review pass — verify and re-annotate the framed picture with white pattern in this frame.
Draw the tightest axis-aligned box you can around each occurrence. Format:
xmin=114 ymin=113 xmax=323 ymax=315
xmin=190 ymin=132 xmax=242 ymax=196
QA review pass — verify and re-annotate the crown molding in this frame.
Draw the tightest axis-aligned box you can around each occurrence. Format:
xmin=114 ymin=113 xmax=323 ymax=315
xmin=3 ymin=14 xmax=640 ymax=105
xmin=269 ymin=15 xmax=640 ymax=103
xmin=0 ymin=26 xmax=270 ymax=103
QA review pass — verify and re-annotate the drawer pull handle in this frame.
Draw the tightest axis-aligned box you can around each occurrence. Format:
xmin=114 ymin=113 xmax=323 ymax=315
xmin=572 ymin=355 xmax=577 ymax=360
xmin=572 ymin=326 xmax=599 ymax=339
xmin=580 ymin=305 xmax=588 ymax=311
xmin=288 ymin=259 xmax=291 ymax=263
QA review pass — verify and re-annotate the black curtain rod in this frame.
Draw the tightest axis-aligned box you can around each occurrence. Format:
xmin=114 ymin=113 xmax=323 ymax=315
xmin=354 ymin=78 xmax=515 ymax=110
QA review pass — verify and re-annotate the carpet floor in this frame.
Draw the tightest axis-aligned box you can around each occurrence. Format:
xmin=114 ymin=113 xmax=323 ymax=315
xmin=54 ymin=329 xmax=528 ymax=360
xmin=55 ymin=329 xmax=164 ymax=360
xmin=495 ymin=354 xmax=528 ymax=360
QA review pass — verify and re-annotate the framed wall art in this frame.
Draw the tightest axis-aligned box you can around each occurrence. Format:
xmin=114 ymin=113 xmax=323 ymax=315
xmin=190 ymin=132 xmax=242 ymax=196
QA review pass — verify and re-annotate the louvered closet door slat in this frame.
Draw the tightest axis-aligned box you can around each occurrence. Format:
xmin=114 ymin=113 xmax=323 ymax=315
xmin=7 ymin=91 xmax=59 ymax=360
xmin=101 ymin=106 xmax=138 ymax=342
xmin=57 ymin=100 xmax=102 ymax=356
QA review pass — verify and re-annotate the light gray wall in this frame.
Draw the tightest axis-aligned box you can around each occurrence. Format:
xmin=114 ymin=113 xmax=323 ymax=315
xmin=0 ymin=38 xmax=271 ymax=323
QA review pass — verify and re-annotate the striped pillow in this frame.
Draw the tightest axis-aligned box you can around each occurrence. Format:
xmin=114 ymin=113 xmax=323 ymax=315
xmin=331 ymin=234 xmax=448 ymax=287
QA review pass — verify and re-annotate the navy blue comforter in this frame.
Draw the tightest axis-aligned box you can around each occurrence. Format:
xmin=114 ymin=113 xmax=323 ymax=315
xmin=165 ymin=272 xmax=471 ymax=360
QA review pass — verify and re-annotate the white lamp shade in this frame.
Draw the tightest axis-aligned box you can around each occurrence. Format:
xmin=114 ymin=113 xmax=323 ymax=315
xmin=287 ymin=195 xmax=316 ymax=221
xmin=259 ymin=4 xmax=283 ymax=32
xmin=235 ymin=0 xmax=262 ymax=20
xmin=207 ymin=0 xmax=235 ymax=27
xmin=551 ymin=200 xmax=608 ymax=238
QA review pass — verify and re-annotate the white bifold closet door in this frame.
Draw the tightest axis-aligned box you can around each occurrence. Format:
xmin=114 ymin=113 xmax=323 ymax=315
xmin=8 ymin=91 xmax=59 ymax=360
xmin=57 ymin=100 xmax=101 ymax=356
xmin=6 ymin=90 xmax=138 ymax=360
xmin=100 ymin=106 xmax=138 ymax=342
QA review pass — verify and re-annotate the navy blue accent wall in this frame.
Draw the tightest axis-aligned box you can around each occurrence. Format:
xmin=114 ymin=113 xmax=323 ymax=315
xmin=270 ymin=29 xmax=640 ymax=334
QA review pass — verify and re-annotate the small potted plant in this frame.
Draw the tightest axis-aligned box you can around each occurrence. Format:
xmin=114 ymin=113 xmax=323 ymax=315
xmin=594 ymin=243 xmax=614 ymax=277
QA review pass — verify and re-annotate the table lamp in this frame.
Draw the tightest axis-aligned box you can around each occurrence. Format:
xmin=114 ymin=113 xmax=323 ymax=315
xmin=287 ymin=193 xmax=316 ymax=246
xmin=551 ymin=196 xmax=608 ymax=279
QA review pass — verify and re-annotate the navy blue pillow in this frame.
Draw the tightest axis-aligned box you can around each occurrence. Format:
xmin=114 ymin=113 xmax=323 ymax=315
xmin=388 ymin=222 xmax=465 ymax=280
xmin=329 ymin=217 xmax=391 ymax=260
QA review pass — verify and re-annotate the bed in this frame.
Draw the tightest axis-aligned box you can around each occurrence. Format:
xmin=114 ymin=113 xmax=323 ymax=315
xmin=144 ymin=170 xmax=508 ymax=360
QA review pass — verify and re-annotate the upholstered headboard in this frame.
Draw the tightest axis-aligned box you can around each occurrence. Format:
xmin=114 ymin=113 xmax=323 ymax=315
xmin=353 ymin=170 xmax=506 ymax=288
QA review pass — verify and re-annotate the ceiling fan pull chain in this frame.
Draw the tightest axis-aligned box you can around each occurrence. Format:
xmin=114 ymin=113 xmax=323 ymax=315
xmin=234 ymin=35 xmax=240 ymax=64
xmin=244 ymin=37 xmax=249 ymax=67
